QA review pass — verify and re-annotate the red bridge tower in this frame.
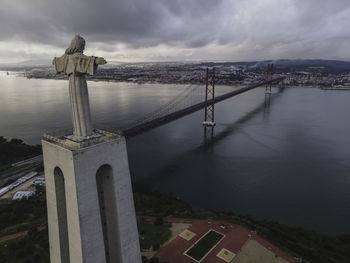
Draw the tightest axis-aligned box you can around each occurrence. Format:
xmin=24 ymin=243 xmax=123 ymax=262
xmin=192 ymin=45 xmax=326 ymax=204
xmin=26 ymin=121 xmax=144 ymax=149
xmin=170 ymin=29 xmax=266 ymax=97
xmin=203 ymin=67 xmax=216 ymax=127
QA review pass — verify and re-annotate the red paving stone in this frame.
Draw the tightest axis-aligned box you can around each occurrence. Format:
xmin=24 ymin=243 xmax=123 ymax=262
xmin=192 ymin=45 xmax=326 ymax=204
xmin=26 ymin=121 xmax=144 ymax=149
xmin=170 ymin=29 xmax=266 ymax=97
xmin=139 ymin=217 xmax=298 ymax=263
xmin=0 ymin=226 xmax=46 ymax=243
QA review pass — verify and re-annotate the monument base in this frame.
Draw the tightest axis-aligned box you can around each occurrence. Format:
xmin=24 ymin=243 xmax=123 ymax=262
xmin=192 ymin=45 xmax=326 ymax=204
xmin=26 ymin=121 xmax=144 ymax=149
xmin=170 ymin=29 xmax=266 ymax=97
xmin=42 ymin=129 xmax=141 ymax=263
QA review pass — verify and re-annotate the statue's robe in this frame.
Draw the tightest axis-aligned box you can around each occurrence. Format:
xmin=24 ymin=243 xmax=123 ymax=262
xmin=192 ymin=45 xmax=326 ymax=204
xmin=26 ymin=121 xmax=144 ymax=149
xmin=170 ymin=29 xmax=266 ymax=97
xmin=53 ymin=53 xmax=98 ymax=138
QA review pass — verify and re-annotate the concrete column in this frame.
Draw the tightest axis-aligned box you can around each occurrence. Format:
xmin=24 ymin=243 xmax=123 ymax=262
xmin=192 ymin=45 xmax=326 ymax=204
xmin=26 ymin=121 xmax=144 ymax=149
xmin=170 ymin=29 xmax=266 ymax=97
xmin=42 ymin=135 xmax=141 ymax=263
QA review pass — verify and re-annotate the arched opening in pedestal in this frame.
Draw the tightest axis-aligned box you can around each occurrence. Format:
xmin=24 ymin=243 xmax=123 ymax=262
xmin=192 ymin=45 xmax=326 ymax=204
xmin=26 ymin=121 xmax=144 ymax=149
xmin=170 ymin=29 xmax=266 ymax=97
xmin=96 ymin=164 xmax=121 ymax=263
xmin=54 ymin=167 xmax=70 ymax=263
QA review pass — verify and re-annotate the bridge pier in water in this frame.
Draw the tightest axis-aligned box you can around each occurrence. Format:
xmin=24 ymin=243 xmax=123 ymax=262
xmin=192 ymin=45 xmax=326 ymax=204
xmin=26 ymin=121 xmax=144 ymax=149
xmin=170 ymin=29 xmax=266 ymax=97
xmin=121 ymin=76 xmax=285 ymax=139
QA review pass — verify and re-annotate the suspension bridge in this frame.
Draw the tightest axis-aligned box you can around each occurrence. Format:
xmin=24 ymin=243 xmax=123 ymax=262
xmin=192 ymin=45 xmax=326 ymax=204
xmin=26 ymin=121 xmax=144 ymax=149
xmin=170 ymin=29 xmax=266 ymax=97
xmin=111 ymin=67 xmax=285 ymax=139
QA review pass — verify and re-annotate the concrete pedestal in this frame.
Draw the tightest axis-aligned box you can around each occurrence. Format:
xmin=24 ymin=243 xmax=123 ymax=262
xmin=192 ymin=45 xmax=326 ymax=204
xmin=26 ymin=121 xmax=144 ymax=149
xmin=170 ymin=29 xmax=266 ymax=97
xmin=42 ymin=130 xmax=141 ymax=263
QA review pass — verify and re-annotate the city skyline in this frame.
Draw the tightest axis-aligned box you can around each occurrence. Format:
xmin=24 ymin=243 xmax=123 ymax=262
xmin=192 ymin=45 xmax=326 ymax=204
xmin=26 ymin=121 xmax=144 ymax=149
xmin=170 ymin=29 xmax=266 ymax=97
xmin=1 ymin=0 xmax=350 ymax=63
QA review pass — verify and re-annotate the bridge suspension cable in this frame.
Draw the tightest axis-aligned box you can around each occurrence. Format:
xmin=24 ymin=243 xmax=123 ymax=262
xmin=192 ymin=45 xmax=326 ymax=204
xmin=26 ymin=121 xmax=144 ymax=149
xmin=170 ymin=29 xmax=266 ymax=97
xmin=115 ymin=76 xmax=207 ymax=132
xmin=125 ymin=84 xmax=201 ymax=128
xmin=120 ymin=77 xmax=285 ymax=138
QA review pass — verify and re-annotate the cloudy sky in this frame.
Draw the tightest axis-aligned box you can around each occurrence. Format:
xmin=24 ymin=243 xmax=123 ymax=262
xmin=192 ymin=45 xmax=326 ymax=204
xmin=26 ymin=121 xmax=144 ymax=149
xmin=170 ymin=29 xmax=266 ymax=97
xmin=1 ymin=0 xmax=350 ymax=63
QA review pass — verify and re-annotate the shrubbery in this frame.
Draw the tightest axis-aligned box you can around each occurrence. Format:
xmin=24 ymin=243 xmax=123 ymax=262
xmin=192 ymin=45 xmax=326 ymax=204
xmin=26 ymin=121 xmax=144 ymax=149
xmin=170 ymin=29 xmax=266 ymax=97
xmin=0 ymin=230 xmax=49 ymax=263
xmin=0 ymin=136 xmax=41 ymax=173
xmin=0 ymin=195 xmax=47 ymax=236
xmin=0 ymin=183 xmax=349 ymax=263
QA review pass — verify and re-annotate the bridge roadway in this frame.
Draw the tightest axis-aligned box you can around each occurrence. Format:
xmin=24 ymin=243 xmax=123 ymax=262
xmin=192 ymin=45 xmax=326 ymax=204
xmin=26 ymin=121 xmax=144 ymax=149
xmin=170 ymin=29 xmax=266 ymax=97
xmin=122 ymin=77 xmax=285 ymax=138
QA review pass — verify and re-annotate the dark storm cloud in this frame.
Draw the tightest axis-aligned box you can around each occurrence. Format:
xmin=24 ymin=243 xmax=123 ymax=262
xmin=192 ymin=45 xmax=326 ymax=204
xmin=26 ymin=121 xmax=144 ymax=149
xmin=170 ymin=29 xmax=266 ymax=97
xmin=294 ymin=0 xmax=349 ymax=25
xmin=0 ymin=0 xmax=223 ymax=48
xmin=1 ymin=0 xmax=350 ymax=60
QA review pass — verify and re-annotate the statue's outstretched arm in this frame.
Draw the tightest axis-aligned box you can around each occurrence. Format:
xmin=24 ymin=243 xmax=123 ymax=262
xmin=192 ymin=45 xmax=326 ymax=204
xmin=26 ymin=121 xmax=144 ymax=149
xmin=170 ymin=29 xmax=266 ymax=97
xmin=95 ymin=57 xmax=107 ymax=65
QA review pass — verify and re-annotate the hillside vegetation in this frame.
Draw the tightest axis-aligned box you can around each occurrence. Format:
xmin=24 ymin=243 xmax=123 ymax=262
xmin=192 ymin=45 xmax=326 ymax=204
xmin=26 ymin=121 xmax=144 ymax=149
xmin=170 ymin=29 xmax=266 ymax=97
xmin=0 ymin=136 xmax=41 ymax=174
xmin=0 ymin=183 xmax=349 ymax=263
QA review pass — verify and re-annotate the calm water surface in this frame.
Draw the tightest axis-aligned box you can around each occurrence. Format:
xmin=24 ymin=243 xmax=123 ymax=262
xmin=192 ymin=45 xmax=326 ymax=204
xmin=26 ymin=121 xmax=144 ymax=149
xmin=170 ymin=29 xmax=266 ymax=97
xmin=1 ymin=71 xmax=349 ymax=234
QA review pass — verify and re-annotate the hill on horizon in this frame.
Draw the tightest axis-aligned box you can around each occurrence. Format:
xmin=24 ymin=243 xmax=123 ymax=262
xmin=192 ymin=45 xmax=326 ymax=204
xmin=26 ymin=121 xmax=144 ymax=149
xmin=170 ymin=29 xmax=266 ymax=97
xmin=1 ymin=58 xmax=350 ymax=73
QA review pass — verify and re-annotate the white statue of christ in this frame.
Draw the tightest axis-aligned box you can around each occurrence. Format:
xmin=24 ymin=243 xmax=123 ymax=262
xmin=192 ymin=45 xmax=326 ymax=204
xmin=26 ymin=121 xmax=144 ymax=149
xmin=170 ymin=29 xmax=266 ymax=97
xmin=52 ymin=35 xmax=106 ymax=139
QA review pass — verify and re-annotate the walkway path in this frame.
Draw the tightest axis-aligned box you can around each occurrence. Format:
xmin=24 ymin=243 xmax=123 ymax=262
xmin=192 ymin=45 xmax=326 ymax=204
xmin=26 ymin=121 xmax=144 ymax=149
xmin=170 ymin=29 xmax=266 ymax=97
xmin=0 ymin=226 xmax=46 ymax=243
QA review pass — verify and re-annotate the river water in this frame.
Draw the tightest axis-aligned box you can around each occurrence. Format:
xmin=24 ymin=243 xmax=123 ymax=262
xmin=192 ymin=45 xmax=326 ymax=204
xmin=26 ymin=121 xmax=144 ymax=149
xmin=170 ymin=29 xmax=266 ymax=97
xmin=1 ymin=71 xmax=349 ymax=234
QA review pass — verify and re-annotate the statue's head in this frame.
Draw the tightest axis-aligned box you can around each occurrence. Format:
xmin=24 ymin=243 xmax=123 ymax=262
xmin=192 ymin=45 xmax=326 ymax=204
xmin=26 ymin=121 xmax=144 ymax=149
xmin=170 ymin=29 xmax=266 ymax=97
xmin=65 ymin=35 xmax=86 ymax=55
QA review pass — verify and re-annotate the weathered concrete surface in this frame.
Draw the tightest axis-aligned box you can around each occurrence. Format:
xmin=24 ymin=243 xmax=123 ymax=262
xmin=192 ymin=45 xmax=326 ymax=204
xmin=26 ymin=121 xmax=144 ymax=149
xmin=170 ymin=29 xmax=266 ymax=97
xmin=45 ymin=36 xmax=139 ymax=263
xmin=52 ymin=35 xmax=106 ymax=139
xmin=42 ymin=135 xmax=141 ymax=263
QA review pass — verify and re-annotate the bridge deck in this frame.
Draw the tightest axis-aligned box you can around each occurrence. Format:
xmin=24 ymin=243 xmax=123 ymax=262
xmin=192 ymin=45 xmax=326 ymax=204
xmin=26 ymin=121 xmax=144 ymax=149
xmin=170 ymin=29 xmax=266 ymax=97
xmin=123 ymin=77 xmax=285 ymax=138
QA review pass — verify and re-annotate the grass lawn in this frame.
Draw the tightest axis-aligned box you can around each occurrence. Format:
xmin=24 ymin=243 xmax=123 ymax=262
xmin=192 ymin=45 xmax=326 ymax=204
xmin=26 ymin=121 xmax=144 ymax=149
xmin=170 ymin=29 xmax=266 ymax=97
xmin=185 ymin=230 xmax=224 ymax=261
xmin=138 ymin=221 xmax=171 ymax=250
